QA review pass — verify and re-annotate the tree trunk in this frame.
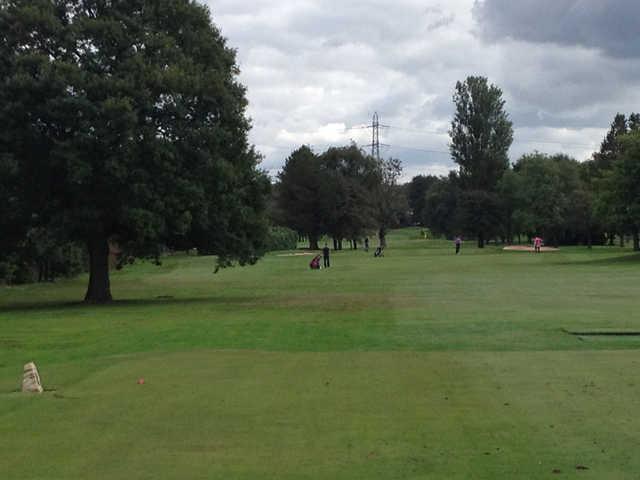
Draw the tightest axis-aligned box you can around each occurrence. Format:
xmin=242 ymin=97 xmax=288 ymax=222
xmin=633 ymin=227 xmax=640 ymax=252
xmin=620 ymin=235 xmax=625 ymax=248
xmin=378 ymin=227 xmax=387 ymax=248
xmin=333 ymin=238 xmax=338 ymax=251
xmin=608 ymin=233 xmax=614 ymax=246
xmin=587 ymin=229 xmax=592 ymax=250
xmin=84 ymin=236 xmax=112 ymax=304
xmin=38 ymin=260 xmax=44 ymax=283
xmin=353 ymin=239 xmax=358 ymax=250
xmin=309 ymin=234 xmax=319 ymax=250
xmin=477 ymin=231 xmax=485 ymax=249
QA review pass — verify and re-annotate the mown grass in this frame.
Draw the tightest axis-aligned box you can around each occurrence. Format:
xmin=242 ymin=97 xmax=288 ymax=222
xmin=1 ymin=228 xmax=640 ymax=479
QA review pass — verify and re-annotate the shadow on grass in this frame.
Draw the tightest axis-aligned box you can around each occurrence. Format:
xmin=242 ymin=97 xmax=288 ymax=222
xmin=0 ymin=295 xmax=258 ymax=314
xmin=556 ymin=253 xmax=640 ymax=267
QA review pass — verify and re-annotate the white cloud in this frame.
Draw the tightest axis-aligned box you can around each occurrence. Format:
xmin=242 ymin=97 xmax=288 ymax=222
xmin=205 ymin=0 xmax=639 ymax=180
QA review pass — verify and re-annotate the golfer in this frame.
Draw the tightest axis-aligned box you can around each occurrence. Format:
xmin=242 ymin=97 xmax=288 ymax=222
xmin=533 ymin=236 xmax=542 ymax=253
xmin=454 ymin=236 xmax=462 ymax=255
xmin=322 ymin=243 xmax=330 ymax=268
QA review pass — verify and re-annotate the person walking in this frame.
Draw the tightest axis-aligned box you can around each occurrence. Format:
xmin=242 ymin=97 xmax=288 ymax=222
xmin=533 ymin=236 xmax=542 ymax=253
xmin=322 ymin=243 xmax=331 ymax=268
xmin=454 ymin=235 xmax=462 ymax=255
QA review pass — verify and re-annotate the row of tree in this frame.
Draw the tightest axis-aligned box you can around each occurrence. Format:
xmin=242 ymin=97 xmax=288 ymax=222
xmin=1 ymin=0 xmax=637 ymax=304
xmin=404 ymin=79 xmax=640 ymax=249
xmin=272 ymin=145 xmax=407 ymax=250
xmin=274 ymin=77 xmax=640 ymax=253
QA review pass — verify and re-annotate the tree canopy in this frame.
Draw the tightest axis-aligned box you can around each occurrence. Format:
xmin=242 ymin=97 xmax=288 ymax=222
xmin=0 ymin=0 xmax=269 ymax=302
xmin=449 ymin=76 xmax=513 ymax=247
xmin=275 ymin=144 xmax=405 ymax=250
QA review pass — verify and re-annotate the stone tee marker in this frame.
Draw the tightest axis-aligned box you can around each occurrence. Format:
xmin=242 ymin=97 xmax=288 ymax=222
xmin=22 ymin=362 xmax=43 ymax=394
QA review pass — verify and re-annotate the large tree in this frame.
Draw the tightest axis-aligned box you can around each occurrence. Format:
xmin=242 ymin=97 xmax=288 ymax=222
xmin=276 ymin=146 xmax=324 ymax=250
xmin=374 ymin=157 xmax=405 ymax=248
xmin=449 ymin=76 xmax=513 ymax=247
xmin=0 ymin=0 xmax=269 ymax=302
xmin=604 ymin=131 xmax=640 ymax=251
xmin=318 ymin=145 xmax=379 ymax=250
xmin=586 ymin=113 xmax=640 ymax=245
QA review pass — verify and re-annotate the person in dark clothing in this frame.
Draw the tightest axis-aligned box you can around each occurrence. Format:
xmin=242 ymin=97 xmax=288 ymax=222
xmin=454 ymin=236 xmax=462 ymax=255
xmin=364 ymin=237 xmax=369 ymax=252
xmin=322 ymin=243 xmax=330 ymax=268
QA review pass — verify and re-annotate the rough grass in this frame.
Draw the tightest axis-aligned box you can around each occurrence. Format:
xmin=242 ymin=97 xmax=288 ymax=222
xmin=1 ymin=228 xmax=640 ymax=479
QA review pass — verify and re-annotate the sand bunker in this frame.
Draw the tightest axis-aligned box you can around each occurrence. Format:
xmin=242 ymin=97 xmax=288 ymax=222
xmin=276 ymin=252 xmax=315 ymax=257
xmin=503 ymin=245 xmax=559 ymax=252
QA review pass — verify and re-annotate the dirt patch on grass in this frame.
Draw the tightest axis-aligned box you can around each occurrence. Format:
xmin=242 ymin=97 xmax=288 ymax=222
xmin=503 ymin=246 xmax=560 ymax=252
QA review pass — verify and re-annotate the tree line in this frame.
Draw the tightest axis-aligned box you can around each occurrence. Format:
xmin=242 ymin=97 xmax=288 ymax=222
xmin=272 ymin=145 xmax=407 ymax=250
xmin=406 ymin=77 xmax=640 ymax=249
xmin=1 ymin=1 xmax=638 ymax=304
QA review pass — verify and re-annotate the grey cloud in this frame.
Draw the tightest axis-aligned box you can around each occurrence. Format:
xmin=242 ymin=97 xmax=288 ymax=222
xmin=473 ymin=0 xmax=640 ymax=58
xmin=205 ymin=0 xmax=639 ymax=178
xmin=427 ymin=14 xmax=455 ymax=31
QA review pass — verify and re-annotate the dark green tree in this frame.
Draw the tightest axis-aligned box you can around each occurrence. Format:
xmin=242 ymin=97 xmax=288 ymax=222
xmin=276 ymin=146 xmax=324 ymax=250
xmin=422 ymin=173 xmax=460 ymax=238
xmin=318 ymin=145 xmax=379 ymax=250
xmin=455 ymin=190 xmax=503 ymax=244
xmin=604 ymin=131 xmax=640 ymax=251
xmin=449 ymin=76 xmax=513 ymax=247
xmin=0 ymin=0 xmax=269 ymax=302
xmin=407 ymin=174 xmax=437 ymax=224
xmin=509 ymin=153 xmax=593 ymax=246
xmin=593 ymin=113 xmax=628 ymax=172
xmin=497 ymin=169 xmax=523 ymax=244
xmin=374 ymin=157 xmax=405 ymax=248
xmin=586 ymin=113 xmax=639 ymax=245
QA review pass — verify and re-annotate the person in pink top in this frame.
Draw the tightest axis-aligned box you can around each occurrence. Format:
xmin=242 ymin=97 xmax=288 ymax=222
xmin=533 ymin=236 xmax=542 ymax=253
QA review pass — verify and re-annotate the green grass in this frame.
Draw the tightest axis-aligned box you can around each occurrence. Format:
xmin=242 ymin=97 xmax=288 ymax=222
xmin=2 ymin=228 xmax=640 ymax=478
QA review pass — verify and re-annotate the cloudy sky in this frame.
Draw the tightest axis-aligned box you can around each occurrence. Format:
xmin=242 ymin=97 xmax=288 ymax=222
xmin=205 ymin=0 xmax=640 ymax=181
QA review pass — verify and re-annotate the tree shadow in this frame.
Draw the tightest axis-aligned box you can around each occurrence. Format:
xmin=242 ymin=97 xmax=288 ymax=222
xmin=0 ymin=295 xmax=258 ymax=314
xmin=556 ymin=253 xmax=640 ymax=267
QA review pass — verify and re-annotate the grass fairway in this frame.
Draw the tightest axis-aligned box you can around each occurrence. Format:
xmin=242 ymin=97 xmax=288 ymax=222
xmin=2 ymin=228 xmax=640 ymax=479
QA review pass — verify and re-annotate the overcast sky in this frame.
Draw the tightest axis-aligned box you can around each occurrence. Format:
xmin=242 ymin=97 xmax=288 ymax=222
xmin=206 ymin=0 xmax=640 ymax=181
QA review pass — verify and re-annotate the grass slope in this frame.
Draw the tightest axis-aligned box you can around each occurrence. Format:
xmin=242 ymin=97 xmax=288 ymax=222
xmin=1 ymin=228 xmax=640 ymax=479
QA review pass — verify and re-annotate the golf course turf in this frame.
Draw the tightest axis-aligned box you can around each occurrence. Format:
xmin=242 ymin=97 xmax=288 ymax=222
xmin=2 ymin=228 xmax=640 ymax=479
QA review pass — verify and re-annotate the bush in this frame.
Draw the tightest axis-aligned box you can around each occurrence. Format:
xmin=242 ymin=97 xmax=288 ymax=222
xmin=0 ymin=241 xmax=87 ymax=285
xmin=265 ymin=226 xmax=299 ymax=251
xmin=0 ymin=255 xmax=19 ymax=285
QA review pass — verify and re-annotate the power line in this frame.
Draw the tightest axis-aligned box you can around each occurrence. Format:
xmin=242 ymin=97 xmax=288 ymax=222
xmin=383 ymin=144 xmax=450 ymax=155
xmin=262 ymin=118 xmax=599 ymax=159
xmin=383 ymin=124 xmax=596 ymax=148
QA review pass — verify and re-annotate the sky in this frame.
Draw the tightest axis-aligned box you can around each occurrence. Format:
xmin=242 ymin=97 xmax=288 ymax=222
xmin=205 ymin=0 xmax=640 ymax=181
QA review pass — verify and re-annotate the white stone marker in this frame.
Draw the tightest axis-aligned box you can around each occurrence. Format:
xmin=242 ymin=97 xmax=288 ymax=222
xmin=22 ymin=362 xmax=43 ymax=393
